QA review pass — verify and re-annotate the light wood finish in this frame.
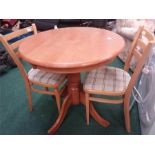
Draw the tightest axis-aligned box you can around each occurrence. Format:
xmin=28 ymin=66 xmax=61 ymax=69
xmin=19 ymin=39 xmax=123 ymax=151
xmin=0 ymin=24 xmax=67 ymax=113
xmin=18 ymin=27 xmax=125 ymax=134
xmin=19 ymin=27 xmax=125 ymax=73
xmin=89 ymin=97 xmax=124 ymax=104
xmin=48 ymin=94 xmax=72 ymax=134
xmin=84 ymin=26 xmax=155 ymax=132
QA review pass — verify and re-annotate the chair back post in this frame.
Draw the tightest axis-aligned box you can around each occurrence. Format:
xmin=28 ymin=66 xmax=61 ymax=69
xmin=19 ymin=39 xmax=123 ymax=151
xmin=123 ymin=26 xmax=155 ymax=103
xmin=0 ymin=24 xmax=37 ymax=84
xmin=32 ymin=23 xmax=37 ymax=35
xmin=0 ymin=34 xmax=28 ymax=83
xmin=124 ymin=26 xmax=144 ymax=72
xmin=125 ymin=40 xmax=155 ymax=103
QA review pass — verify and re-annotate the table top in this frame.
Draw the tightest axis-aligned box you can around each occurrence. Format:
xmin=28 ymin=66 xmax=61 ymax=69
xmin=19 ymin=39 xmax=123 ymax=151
xmin=19 ymin=27 xmax=125 ymax=73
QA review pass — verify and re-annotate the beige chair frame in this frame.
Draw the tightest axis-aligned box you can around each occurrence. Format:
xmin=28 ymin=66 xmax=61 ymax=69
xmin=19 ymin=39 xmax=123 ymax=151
xmin=84 ymin=26 xmax=155 ymax=132
xmin=0 ymin=24 xmax=66 ymax=113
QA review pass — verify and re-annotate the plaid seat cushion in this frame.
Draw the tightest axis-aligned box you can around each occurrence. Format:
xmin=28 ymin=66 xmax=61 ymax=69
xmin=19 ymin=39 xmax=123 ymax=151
xmin=28 ymin=68 xmax=66 ymax=85
xmin=84 ymin=66 xmax=131 ymax=93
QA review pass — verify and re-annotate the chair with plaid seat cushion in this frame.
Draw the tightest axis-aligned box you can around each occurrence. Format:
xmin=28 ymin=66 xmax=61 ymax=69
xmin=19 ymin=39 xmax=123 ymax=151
xmin=83 ymin=26 xmax=155 ymax=132
xmin=0 ymin=24 xmax=67 ymax=113
xmin=28 ymin=69 xmax=66 ymax=86
xmin=84 ymin=66 xmax=131 ymax=93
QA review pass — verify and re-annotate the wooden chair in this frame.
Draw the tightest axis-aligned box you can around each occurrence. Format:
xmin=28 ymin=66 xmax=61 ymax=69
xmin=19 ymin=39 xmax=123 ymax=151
xmin=0 ymin=24 xmax=67 ymax=113
xmin=83 ymin=26 xmax=155 ymax=132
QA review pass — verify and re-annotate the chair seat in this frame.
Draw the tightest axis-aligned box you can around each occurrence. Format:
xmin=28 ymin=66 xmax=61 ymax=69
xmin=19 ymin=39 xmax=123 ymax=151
xmin=28 ymin=68 xmax=66 ymax=86
xmin=84 ymin=66 xmax=131 ymax=94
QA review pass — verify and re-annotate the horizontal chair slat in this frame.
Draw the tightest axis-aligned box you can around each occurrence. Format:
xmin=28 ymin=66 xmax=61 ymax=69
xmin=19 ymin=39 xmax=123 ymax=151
xmin=89 ymin=97 xmax=124 ymax=104
xmin=136 ymin=39 xmax=146 ymax=49
xmin=31 ymin=86 xmax=55 ymax=95
xmin=133 ymin=49 xmax=142 ymax=60
xmin=11 ymin=38 xmax=26 ymax=49
xmin=4 ymin=26 xmax=33 ymax=41
xmin=142 ymin=29 xmax=154 ymax=40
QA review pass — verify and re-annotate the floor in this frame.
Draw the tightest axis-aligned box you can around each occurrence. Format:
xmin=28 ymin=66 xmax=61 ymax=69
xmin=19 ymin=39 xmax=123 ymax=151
xmin=0 ymin=58 xmax=141 ymax=135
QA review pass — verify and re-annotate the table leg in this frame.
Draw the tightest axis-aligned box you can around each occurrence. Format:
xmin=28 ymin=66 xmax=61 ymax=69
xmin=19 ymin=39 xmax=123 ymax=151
xmin=48 ymin=95 xmax=72 ymax=134
xmin=67 ymin=73 xmax=81 ymax=105
xmin=48 ymin=73 xmax=109 ymax=134
xmin=48 ymin=73 xmax=81 ymax=134
xmin=89 ymin=103 xmax=110 ymax=127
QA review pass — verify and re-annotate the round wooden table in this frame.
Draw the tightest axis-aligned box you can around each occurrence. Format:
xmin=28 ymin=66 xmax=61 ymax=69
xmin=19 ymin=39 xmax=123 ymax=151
xmin=19 ymin=27 xmax=125 ymax=134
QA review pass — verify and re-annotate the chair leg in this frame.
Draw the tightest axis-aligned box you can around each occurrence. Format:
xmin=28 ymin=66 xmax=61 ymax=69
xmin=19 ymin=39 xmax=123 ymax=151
xmin=124 ymin=99 xmax=131 ymax=133
xmin=54 ymin=89 xmax=61 ymax=113
xmin=85 ymin=93 xmax=90 ymax=125
xmin=25 ymin=82 xmax=33 ymax=112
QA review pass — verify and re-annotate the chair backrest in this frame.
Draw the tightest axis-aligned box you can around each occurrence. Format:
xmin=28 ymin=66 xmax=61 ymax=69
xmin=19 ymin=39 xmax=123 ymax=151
xmin=0 ymin=24 xmax=37 ymax=82
xmin=124 ymin=26 xmax=155 ymax=98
